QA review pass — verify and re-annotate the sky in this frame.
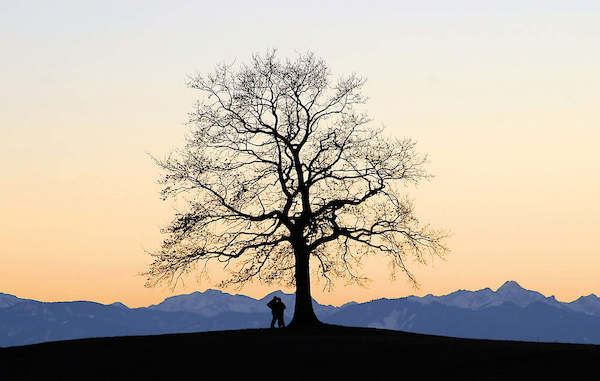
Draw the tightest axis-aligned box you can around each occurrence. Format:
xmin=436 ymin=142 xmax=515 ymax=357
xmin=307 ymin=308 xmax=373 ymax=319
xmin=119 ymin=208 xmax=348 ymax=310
xmin=1 ymin=1 xmax=599 ymax=308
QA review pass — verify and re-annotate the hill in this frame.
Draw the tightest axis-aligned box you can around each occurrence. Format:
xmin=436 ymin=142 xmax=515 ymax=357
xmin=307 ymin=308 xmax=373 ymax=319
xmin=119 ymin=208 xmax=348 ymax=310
xmin=1 ymin=325 xmax=598 ymax=380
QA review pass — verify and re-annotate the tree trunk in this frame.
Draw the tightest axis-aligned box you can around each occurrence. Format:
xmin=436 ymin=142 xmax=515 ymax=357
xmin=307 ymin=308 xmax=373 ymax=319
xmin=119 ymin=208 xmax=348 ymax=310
xmin=288 ymin=246 xmax=321 ymax=328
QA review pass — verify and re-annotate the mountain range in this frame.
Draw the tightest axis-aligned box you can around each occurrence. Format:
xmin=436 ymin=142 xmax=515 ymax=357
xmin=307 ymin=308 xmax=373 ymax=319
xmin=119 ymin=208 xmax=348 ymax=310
xmin=2 ymin=281 xmax=600 ymax=347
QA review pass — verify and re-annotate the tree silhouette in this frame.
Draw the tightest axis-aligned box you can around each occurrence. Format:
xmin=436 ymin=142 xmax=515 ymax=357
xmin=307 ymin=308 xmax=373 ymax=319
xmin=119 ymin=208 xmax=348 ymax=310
xmin=144 ymin=51 xmax=448 ymax=327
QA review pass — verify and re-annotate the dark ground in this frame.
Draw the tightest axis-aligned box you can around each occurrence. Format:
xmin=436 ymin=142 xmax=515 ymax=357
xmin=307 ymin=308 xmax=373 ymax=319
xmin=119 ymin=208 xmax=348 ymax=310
xmin=1 ymin=324 xmax=598 ymax=380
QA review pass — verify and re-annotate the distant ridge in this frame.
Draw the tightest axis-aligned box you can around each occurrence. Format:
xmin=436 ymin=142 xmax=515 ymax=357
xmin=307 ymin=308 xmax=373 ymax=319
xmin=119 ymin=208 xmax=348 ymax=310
xmin=405 ymin=280 xmax=565 ymax=310
xmin=2 ymin=281 xmax=600 ymax=347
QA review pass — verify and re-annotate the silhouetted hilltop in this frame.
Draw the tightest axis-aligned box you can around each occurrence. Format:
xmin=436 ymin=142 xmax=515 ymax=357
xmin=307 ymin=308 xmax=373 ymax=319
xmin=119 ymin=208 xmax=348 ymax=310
xmin=1 ymin=326 xmax=598 ymax=380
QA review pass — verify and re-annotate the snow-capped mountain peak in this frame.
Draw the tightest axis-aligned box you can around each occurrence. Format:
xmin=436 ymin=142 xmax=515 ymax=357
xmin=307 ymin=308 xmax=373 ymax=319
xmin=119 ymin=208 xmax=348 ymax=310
xmin=494 ymin=280 xmax=546 ymax=307
xmin=0 ymin=293 xmax=29 ymax=308
xmin=497 ymin=280 xmax=523 ymax=291
xmin=148 ymin=289 xmax=261 ymax=317
xmin=568 ymin=294 xmax=600 ymax=316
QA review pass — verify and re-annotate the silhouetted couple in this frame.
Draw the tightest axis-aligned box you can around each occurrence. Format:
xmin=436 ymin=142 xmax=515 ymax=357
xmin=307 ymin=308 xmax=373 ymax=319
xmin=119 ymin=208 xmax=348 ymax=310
xmin=267 ymin=296 xmax=286 ymax=328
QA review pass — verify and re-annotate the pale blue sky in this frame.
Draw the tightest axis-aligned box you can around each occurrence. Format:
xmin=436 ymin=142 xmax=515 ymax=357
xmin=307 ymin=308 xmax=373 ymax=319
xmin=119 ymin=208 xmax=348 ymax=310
xmin=1 ymin=1 xmax=599 ymax=306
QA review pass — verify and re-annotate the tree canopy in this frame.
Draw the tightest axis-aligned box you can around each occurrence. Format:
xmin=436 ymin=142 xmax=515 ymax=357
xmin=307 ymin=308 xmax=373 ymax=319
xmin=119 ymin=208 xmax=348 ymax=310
xmin=144 ymin=50 xmax=448 ymax=326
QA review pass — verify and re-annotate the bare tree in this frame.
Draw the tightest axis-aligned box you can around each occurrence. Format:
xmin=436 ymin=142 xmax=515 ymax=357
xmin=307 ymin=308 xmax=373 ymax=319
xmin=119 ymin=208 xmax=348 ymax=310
xmin=144 ymin=50 xmax=448 ymax=327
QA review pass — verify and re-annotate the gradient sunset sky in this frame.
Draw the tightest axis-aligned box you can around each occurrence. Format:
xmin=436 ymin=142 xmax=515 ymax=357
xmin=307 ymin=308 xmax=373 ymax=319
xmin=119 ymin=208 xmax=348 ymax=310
xmin=1 ymin=1 xmax=599 ymax=308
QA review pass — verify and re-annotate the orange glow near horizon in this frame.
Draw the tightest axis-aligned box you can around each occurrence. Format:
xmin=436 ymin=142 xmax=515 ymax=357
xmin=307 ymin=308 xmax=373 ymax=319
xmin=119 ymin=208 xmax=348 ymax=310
xmin=1 ymin=2 xmax=599 ymax=308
